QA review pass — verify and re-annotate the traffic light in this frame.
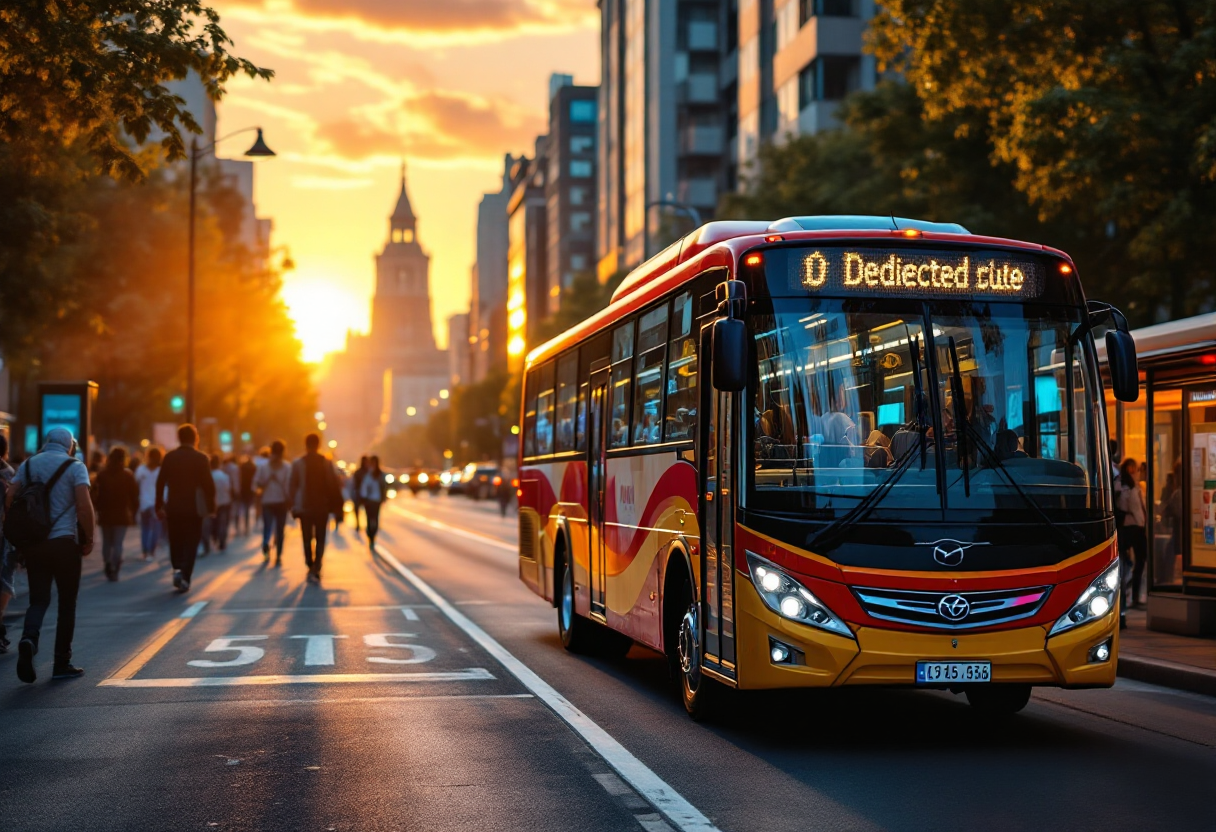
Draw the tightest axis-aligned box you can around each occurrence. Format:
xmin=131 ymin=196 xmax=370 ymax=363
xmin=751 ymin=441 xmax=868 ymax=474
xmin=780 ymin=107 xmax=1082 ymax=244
xmin=170 ymin=395 xmax=185 ymax=415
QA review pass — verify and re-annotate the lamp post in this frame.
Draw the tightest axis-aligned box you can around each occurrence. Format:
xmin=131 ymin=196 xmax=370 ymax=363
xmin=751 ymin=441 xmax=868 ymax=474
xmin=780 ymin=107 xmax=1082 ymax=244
xmin=185 ymin=127 xmax=275 ymax=425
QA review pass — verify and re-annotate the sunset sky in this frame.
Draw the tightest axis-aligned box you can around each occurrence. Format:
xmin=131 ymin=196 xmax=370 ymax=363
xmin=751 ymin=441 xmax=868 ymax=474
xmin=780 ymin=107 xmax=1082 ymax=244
xmin=210 ymin=0 xmax=600 ymax=362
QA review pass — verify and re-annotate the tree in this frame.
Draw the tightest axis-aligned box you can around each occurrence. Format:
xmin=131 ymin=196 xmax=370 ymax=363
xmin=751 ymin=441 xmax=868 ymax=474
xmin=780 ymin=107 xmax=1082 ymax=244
xmin=0 ymin=0 xmax=271 ymax=180
xmin=869 ymin=0 xmax=1216 ymax=321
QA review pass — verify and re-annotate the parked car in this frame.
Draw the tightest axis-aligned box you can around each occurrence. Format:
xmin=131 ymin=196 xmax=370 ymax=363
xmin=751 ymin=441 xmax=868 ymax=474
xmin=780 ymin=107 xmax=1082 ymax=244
xmin=440 ymin=467 xmax=466 ymax=494
xmin=464 ymin=463 xmax=501 ymax=501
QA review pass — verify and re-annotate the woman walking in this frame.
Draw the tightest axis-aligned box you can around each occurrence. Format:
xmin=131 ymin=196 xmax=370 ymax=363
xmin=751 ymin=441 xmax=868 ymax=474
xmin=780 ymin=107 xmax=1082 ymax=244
xmin=254 ymin=440 xmax=291 ymax=565
xmin=1117 ymin=457 xmax=1148 ymax=609
xmin=359 ymin=456 xmax=388 ymax=552
xmin=134 ymin=447 xmax=164 ymax=560
xmin=94 ymin=446 xmax=139 ymax=581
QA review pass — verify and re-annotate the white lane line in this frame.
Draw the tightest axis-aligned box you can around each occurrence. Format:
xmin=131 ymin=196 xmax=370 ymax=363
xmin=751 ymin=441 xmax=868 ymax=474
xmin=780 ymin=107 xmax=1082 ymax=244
xmin=181 ymin=601 xmax=208 ymax=618
xmin=402 ymin=607 xmax=420 ymax=621
xmin=215 ymin=604 xmax=433 ymax=613
xmin=377 ymin=546 xmax=719 ymax=832
xmin=98 ymin=668 xmax=495 ymax=688
xmin=232 ymin=693 xmax=535 ymax=706
xmin=389 ymin=506 xmax=517 ymax=552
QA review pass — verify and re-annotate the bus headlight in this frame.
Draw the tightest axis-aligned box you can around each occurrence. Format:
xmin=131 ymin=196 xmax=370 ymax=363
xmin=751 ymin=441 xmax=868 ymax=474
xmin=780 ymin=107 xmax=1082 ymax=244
xmin=746 ymin=552 xmax=853 ymax=639
xmin=1049 ymin=560 xmax=1120 ymax=637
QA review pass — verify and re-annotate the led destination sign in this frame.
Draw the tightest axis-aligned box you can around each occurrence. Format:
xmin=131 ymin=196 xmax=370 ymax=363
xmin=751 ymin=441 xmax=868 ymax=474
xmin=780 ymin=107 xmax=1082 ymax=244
xmin=796 ymin=248 xmax=1043 ymax=297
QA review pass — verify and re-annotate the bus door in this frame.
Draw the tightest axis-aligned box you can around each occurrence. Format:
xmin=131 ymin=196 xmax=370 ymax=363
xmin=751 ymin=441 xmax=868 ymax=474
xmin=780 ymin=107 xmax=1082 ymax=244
xmin=587 ymin=362 xmax=610 ymax=620
xmin=700 ymin=335 xmax=737 ymax=677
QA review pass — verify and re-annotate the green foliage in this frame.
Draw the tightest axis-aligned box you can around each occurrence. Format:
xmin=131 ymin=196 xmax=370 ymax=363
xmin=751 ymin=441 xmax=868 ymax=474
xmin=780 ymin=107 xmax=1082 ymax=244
xmin=0 ymin=0 xmax=272 ymax=181
xmin=868 ymin=0 xmax=1216 ymax=321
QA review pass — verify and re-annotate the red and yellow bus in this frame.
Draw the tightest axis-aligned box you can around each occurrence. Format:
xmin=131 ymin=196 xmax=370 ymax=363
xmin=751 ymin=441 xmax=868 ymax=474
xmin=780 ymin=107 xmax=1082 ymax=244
xmin=517 ymin=216 xmax=1139 ymax=718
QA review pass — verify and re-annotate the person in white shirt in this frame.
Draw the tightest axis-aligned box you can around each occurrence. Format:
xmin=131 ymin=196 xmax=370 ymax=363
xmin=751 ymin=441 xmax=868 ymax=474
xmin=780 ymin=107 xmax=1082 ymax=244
xmin=253 ymin=440 xmax=291 ymax=565
xmin=133 ymin=446 xmax=163 ymax=560
xmin=203 ymin=454 xmax=233 ymax=554
xmin=359 ymin=456 xmax=388 ymax=552
xmin=222 ymin=456 xmax=241 ymax=538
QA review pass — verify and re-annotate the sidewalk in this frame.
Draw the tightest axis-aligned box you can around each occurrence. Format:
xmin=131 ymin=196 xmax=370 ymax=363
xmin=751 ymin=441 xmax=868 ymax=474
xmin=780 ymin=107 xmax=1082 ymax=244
xmin=1118 ymin=608 xmax=1216 ymax=697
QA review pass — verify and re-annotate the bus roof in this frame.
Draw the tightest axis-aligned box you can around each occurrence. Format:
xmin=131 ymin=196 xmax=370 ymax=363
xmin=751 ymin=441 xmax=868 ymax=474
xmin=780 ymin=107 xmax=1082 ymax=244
xmin=525 ymin=215 xmax=1072 ymax=369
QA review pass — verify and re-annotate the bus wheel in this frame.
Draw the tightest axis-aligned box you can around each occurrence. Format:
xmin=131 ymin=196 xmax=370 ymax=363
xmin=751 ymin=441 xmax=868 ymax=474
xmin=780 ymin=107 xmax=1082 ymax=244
xmin=965 ymin=684 xmax=1031 ymax=716
xmin=674 ymin=591 xmax=721 ymax=720
xmin=557 ymin=557 xmax=595 ymax=653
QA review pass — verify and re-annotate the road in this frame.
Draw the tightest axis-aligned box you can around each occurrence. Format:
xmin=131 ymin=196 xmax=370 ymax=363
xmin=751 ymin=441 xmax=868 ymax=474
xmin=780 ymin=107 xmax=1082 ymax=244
xmin=2 ymin=493 xmax=1214 ymax=831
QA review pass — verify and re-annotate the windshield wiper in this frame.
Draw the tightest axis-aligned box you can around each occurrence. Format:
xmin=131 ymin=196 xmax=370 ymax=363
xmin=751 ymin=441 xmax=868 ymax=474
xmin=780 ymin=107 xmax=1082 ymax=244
xmin=907 ymin=331 xmax=928 ymax=470
xmin=946 ymin=337 xmax=971 ymax=498
xmin=808 ymin=438 xmax=926 ymax=553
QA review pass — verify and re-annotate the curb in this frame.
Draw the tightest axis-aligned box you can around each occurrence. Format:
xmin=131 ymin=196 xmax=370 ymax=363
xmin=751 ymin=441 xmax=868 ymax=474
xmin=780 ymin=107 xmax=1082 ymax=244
xmin=1118 ymin=654 xmax=1216 ymax=697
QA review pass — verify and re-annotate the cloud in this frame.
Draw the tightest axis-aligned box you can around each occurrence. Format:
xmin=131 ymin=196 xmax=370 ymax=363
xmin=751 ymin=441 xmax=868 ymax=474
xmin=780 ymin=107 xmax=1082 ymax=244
xmin=315 ymin=91 xmax=544 ymax=163
xmin=227 ymin=0 xmax=591 ymax=35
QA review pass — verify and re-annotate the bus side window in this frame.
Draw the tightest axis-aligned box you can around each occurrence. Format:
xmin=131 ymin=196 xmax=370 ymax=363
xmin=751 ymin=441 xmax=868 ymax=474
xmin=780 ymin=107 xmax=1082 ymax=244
xmin=536 ymin=362 xmax=556 ymax=456
xmin=633 ymin=305 xmax=668 ymax=445
xmin=665 ymin=290 xmax=697 ymax=442
xmin=523 ymin=368 xmax=539 ymax=458
xmin=610 ymin=321 xmax=635 ymax=449
xmin=555 ymin=351 xmax=579 ymax=453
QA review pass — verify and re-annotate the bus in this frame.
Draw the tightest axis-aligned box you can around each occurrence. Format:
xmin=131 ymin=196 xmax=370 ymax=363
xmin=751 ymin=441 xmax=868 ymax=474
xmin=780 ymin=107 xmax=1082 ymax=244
xmin=516 ymin=216 xmax=1139 ymax=718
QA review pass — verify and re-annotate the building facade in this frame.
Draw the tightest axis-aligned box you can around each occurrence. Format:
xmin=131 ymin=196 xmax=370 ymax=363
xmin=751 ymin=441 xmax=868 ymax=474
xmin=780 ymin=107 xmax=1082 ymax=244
xmin=598 ymin=0 xmax=738 ymax=279
xmin=447 ymin=313 xmax=470 ymax=388
xmin=506 ymin=138 xmax=550 ymax=371
xmin=545 ymin=77 xmax=599 ymax=313
xmin=737 ymin=0 xmax=877 ymax=172
xmin=320 ymin=173 xmax=449 ymax=455
xmin=470 ymin=155 xmax=515 ymax=383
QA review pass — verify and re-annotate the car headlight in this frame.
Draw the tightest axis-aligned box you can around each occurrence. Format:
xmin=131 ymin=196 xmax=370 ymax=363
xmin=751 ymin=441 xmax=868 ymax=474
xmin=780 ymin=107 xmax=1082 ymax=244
xmin=386 ymin=474 xmax=396 ymax=484
xmin=418 ymin=473 xmax=429 ymax=484
xmin=1049 ymin=560 xmax=1119 ymax=636
xmin=399 ymin=474 xmax=409 ymax=484
xmin=746 ymin=552 xmax=853 ymax=638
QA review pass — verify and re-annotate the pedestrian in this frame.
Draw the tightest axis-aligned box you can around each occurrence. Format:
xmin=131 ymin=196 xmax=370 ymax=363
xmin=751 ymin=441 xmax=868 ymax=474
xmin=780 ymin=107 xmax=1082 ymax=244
xmin=253 ymin=446 xmax=271 ymax=532
xmin=155 ymin=424 xmax=216 ymax=594
xmin=0 ymin=433 xmax=17 ymax=653
xmin=254 ymin=440 xmax=290 ymax=565
xmin=92 ymin=445 xmax=139 ymax=581
xmin=134 ymin=447 xmax=164 ymax=560
xmin=359 ymin=455 xmax=387 ymax=552
xmin=223 ymin=456 xmax=241 ymax=538
xmin=289 ymin=433 xmax=341 ymax=583
xmin=332 ymin=465 xmax=348 ymax=535
xmin=236 ymin=454 xmax=257 ymax=535
xmin=351 ymin=455 xmax=369 ymax=535
xmin=1117 ymin=457 xmax=1148 ymax=610
xmin=202 ymin=454 xmax=232 ymax=554
xmin=4 ymin=427 xmax=94 ymax=682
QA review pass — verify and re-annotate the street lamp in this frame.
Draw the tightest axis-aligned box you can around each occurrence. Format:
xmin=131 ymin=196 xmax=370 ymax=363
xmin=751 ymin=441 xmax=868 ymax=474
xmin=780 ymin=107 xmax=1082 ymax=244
xmin=644 ymin=199 xmax=702 ymax=260
xmin=185 ymin=127 xmax=275 ymax=425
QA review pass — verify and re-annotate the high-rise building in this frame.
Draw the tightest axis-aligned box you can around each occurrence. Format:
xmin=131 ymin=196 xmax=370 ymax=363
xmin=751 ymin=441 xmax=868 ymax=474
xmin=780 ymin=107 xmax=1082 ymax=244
xmin=737 ymin=0 xmax=877 ymax=171
xmin=597 ymin=0 xmax=738 ymax=279
xmin=319 ymin=171 xmax=449 ymax=454
xmin=470 ymin=155 xmax=515 ymax=383
xmin=545 ymin=76 xmax=599 ymax=313
xmin=447 ymin=313 xmax=470 ymax=387
xmin=506 ymin=137 xmax=550 ymax=371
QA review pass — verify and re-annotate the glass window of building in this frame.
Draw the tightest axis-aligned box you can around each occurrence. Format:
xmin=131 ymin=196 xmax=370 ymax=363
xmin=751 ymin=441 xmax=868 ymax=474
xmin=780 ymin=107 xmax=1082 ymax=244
xmin=1188 ymin=388 xmax=1216 ymax=572
xmin=570 ymin=100 xmax=596 ymax=123
xmin=570 ymin=212 xmax=593 ymax=233
xmin=571 ymin=135 xmax=594 ymax=154
xmin=778 ymin=76 xmax=800 ymax=127
xmin=633 ymin=306 xmax=668 ymax=445
xmin=665 ymin=291 xmax=698 ymax=441
xmin=821 ymin=56 xmax=861 ymax=100
xmin=570 ymin=160 xmax=593 ymax=178
xmin=1151 ymin=388 xmax=1183 ymax=587
xmin=776 ymin=1 xmax=800 ymax=50
xmin=570 ymin=186 xmax=590 ymax=206
xmin=610 ymin=322 xmax=635 ymax=449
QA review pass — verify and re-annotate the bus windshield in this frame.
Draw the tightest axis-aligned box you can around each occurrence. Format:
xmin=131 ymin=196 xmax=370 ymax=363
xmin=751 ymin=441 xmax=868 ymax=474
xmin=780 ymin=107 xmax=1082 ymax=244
xmin=747 ymin=296 xmax=1107 ymax=521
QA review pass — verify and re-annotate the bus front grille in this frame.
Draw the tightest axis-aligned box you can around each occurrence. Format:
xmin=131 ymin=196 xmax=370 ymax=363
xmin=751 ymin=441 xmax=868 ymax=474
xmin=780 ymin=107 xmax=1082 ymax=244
xmin=852 ymin=584 xmax=1052 ymax=630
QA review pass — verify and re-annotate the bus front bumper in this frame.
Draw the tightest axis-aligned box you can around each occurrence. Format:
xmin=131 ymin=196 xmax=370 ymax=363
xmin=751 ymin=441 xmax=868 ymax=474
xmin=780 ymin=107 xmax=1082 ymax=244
xmin=734 ymin=574 xmax=1119 ymax=690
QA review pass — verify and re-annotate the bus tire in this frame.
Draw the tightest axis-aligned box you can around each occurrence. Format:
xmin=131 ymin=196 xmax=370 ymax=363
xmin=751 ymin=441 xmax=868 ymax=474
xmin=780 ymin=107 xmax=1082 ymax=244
xmin=965 ymin=684 xmax=1031 ymax=716
xmin=667 ymin=571 xmax=724 ymax=721
xmin=557 ymin=556 xmax=596 ymax=654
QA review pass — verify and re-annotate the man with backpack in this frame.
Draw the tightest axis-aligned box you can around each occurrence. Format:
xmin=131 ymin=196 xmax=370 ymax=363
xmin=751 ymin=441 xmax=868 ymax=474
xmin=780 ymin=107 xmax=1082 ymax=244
xmin=288 ymin=433 xmax=341 ymax=583
xmin=3 ymin=427 xmax=94 ymax=682
xmin=155 ymin=424 xmax=216 ymax=593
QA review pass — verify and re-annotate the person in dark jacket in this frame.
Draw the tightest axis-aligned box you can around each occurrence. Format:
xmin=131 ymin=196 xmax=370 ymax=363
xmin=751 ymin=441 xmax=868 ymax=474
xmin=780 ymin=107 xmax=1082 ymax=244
xmin=93 ymin=445 xmax=139 ymax=581
xmin=289 ymin=433 xmax=340 ymax=583
xmin=155 ymin=424 xmax=215 ymax=593
xmin=359 ymin=456 xmax=388 ymax=552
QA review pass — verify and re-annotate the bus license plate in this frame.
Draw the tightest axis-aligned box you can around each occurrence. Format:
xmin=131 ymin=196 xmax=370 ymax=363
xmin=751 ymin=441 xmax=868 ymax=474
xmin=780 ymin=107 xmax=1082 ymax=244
xmin=916 ymin=661 xmax=991 ymax=684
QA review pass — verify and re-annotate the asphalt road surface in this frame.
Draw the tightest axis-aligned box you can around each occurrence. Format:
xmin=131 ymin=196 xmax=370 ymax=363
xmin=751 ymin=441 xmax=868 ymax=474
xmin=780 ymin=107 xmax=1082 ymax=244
xmin=2 ymin=494 xmax=1214 ymax=831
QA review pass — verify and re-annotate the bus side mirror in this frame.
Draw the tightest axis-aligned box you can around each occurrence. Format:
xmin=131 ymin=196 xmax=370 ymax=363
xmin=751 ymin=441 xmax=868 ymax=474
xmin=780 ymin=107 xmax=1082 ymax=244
xmin=712 ymin=318 xmax=747 ymax=392
xmin=1106 ymin=330 xmax=1139 ymax=403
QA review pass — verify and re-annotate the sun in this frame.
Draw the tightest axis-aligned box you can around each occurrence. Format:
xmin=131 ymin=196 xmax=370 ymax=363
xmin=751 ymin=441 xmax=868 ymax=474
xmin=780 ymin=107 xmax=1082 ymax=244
xmin=281 ymin=274 xmax=367 ymax=363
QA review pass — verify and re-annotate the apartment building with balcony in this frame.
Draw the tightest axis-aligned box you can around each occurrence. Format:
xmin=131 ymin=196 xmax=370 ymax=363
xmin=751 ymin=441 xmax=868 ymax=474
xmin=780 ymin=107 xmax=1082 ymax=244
xmin=506 ymin=138 xmax=550 ymax=371
xmin=597 ymin=0 xmax=738 ymax=279
xmin=737 ymin=0 xmax=877 ymax=173
xmin=545 ymin=76 xmax=599 ymax=313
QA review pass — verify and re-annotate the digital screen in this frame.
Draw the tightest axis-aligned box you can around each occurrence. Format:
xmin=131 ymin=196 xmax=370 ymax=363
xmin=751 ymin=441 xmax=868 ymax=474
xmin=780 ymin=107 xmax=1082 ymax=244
xmin=41 ymin=393 xmax=82 ymax=445
xmin=790 ymin=248 xmax=1044 ymax=298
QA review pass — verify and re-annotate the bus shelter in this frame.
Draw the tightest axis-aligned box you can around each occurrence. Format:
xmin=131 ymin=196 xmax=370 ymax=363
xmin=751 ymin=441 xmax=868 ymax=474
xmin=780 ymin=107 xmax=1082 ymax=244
xmin=1104 ymin=312 xmax=1216 ymax=636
